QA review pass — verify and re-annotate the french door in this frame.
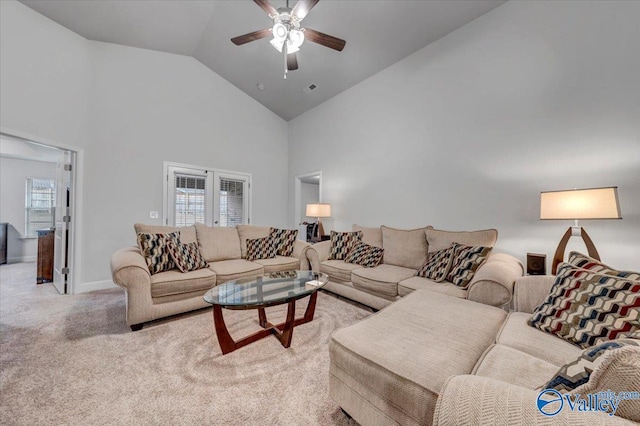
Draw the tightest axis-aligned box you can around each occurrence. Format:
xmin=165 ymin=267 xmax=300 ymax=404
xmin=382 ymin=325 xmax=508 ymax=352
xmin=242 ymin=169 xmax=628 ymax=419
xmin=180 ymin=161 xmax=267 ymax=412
xmin=166 ymin=164 xmax=250 ymax=227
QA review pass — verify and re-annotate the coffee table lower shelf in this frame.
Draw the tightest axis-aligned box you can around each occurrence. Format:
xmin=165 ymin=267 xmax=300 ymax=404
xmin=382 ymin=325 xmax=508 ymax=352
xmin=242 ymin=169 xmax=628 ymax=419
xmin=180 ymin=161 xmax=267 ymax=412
xmin=212 ymin=291 xmax=318 ymax=355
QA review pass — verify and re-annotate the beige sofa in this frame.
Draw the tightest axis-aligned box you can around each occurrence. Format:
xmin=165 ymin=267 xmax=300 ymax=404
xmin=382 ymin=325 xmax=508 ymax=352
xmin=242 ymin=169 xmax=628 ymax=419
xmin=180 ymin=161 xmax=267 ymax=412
xmin=306 ymin=225 xmax=524 ymax=310
xmin=330 ymin=275 xmax=638 ymax=425
xmin=110 ymin=223 xmax=310 ymax=330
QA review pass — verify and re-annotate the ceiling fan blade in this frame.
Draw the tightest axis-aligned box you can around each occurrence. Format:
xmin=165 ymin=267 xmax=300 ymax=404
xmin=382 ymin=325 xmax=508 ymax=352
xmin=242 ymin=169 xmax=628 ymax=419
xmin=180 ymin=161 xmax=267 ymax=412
xmin=287 ymin=52 xmax=299 ymax=71
xmin=231 ymin=28 xmax=272 ymax=46
xmin=303 ymin=28 xmax=346 ymax=51
xmin=253 ymin=0 xmax=278 ymax=17
xmin=292 ymin=0 xmax=319 ymax=21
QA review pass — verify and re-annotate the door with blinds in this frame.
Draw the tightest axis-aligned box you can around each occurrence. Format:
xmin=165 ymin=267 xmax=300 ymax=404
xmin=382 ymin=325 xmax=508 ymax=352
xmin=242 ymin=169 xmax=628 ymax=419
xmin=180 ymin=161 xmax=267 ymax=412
xmin=166 ymin=165 xmax=250 ymax=227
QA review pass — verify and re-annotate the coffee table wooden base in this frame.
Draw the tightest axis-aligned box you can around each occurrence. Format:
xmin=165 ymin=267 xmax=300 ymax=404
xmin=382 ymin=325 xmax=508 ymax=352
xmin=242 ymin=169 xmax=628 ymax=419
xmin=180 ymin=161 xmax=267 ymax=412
xmin=213 ymin=291 xmax=318 ymax=355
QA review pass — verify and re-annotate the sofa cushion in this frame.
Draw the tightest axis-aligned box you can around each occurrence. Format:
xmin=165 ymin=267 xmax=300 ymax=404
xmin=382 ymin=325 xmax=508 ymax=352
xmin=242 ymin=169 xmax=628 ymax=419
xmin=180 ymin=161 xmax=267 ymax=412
xmin=344 ymin=242 xmax=384 ymax=268
xmin=136 ymin=231 xmax=180 ymax=275
xmin=426 ymin=227 xmax=497 ymax=253
xmin=269 ymin=228 xmax=298 ymax=257
xmin=352 ymin=224 xmax=382 ymax=248
xmin=473 ymin=344 xmax=559 ymax=390
xmin=134 ymin=223 xmax=197 ymax=244
xmin=320 ymin=260 xmax=363 ymax=283
xmin=329 ymin=231 xmax=362 ymax=260
xmin=166 ymin=240 xmax=208 ymax=273
xmin=208 ymin=259 xmax=263 ymax=284
xmin=398 ymin=276 xmax=467 ymax=299
xmin=528 ymin=265 xmax=640 ymax=348
xmin=446 ymin=243 xmax=492 ymax=288
xmin=381 ymin=226 xmax=428 ymax=270
xmin=544 ymin=338 xmax=640 ymax=393
xmin=352 ymin=264 xmax=416 ymax=298
xmin=330 ymin=290 xmax=507 ymax=426
xmin=568 ymin=251 xmax=640 ymax=280
xmin=416 ymin=245 xmax=455 ymax=282
xmin=252 ymin=256 xmax=299 ymax=273
xmin=150 ymin=267 xmax=216 ymax=298
xmin=497 ymin=312 xmax=582 ymax=366
xmin=195 ymin=223 xmax=241 ymax=262
xmin=572 ymin=345 xmax=640 ymax=422
xmin=236 ymin=225 xmax=270 ymax=259
xmin=246 ymin=236 xmax=276 ymax=261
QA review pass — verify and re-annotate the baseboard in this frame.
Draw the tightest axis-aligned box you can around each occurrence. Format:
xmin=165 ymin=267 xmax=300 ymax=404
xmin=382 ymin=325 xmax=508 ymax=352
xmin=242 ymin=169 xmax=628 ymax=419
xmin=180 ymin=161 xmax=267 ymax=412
xmin=74 ymin=279 xmax=118 ymax=294
xmin=7 ymin=256 xmax=36 ymax=263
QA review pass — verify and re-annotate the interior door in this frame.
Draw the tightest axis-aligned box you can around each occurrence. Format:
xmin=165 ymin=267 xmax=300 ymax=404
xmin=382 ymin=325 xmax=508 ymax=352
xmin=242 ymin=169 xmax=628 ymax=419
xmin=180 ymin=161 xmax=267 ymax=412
xmin=213 ymin=172 xmax=250 ymax=226
xmin=53 ymin=151 xmax=72 ymax=294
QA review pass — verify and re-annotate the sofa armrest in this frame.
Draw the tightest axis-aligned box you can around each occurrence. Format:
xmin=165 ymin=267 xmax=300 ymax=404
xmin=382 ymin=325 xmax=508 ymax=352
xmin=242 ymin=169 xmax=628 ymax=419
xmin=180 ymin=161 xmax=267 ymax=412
xmin=434 ymin=375 xmax=634 ymax=426
xmin=110 ymin=246 xmax=151 ymax=290
xmin=306 ymin=240 xmax=331 ymax=272
xmin=292 ymin=240 xmax=311 ymax=270
xmin=513 ymin=275 xmax=557 ymax=314
xmin=466 ymin=253 xmax=523 ymax=308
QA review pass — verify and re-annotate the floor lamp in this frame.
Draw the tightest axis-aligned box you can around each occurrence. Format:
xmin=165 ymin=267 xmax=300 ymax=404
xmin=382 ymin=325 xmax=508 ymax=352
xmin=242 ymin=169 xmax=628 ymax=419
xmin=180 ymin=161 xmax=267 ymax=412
xmin=306 ymin=203 xmax=331 ymax=242
xmin=540 ymin=186 xmax=621 ymax=274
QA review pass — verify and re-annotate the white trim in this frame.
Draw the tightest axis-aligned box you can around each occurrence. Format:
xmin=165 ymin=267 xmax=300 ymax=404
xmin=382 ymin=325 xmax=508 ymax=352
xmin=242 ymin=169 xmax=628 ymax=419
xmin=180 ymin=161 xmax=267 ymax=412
xmin=7 ymin=256 xmax=37 ymax=263
xmin=75 ymin=279 xmax=118 ymax=293
xmin=0 ymin=127 xmax=84 ymax=295
xmin=294 ymin=170 xmax=322 ymax=227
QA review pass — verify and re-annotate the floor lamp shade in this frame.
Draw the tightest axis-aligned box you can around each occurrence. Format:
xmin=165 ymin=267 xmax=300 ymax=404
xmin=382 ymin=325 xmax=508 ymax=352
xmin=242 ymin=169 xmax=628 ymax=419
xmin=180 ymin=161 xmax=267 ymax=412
xmin=540 ymin=187 xmax=621 ymax=274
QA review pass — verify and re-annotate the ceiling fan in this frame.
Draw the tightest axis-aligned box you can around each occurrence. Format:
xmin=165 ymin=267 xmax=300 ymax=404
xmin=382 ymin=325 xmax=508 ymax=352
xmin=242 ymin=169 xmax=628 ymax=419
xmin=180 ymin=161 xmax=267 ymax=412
xmin=231 ymin=0 xmax=346 ymax=79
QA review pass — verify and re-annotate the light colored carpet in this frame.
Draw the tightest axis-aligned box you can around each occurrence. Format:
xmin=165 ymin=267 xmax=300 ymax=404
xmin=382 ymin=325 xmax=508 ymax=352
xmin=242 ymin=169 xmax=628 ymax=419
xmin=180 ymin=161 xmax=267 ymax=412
xmin=0 ymin=262 xmax=370 ymax=425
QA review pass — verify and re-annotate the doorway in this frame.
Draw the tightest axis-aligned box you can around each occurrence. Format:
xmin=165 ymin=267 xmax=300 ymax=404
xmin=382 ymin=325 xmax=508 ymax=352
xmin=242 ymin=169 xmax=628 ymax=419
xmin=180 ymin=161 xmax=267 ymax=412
xmin=0 ymin=132 xmax=77 ymax=294
xmin=294 ymin=171 xmax=322 ymax=240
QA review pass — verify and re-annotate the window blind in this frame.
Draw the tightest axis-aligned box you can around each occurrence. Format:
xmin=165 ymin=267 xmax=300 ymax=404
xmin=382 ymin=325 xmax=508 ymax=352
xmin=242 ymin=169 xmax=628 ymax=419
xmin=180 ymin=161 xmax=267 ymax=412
xmin=174 ymin=173 xmax=206 ymax=227
xmin=25 ymin=178 xmax=55 ymax=237
xmin=218 ymin=178 xmax=245 ymax=227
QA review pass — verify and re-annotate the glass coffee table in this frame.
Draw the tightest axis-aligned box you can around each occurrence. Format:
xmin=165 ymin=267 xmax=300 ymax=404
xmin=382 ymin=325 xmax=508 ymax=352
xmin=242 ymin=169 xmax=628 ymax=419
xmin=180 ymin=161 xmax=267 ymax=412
xmin=203 ymin=270 xmax=329 ymax=355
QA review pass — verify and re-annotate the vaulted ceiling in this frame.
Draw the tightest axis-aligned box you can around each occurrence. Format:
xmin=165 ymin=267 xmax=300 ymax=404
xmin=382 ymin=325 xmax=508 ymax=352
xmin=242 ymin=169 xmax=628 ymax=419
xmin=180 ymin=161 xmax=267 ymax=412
xmin=20 ymin=0 xmax=505 ymax=120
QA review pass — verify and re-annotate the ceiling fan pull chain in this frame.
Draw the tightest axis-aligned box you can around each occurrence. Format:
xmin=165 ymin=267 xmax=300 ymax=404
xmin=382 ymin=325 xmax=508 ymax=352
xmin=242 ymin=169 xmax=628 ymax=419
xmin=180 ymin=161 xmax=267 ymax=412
xmin=283 ymin=41 xmax=288 ymax=79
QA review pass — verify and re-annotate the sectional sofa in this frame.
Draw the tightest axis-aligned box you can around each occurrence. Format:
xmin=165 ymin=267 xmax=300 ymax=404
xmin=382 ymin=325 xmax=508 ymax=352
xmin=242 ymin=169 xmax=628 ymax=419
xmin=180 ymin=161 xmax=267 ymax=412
xmin=110 ymin=223 xmax=310 ymax=330
xmin=306 ymin=225 xmax=524 ymax=310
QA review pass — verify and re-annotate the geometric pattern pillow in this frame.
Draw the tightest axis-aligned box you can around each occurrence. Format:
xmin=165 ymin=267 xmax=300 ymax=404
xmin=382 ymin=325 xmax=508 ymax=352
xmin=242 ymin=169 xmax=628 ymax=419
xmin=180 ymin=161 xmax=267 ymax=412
xmin=329 ymin=231 xmax=363 ymax=261
xmin=344 ymin=242 xmax=384 ymax=268
xmin=568 ymin=251 xmax=640 ymax=281
xmin=246 ymin=236 xmax=277 ymax=261
xmin=136 ymin=231 xmax=180 ymax=275
xmin=446 ymin=243 xmax=493 ymax=288
xmin=543 ymin=338 xmax=640 ymax=393
xmin=416 ymin=245 xmax=455 ymax=282
xmin=269 ymin=228 xmax=298 ymax=257
xmin=166 ymin=240 xmax=209 ymax=273
xmin=528 ymin=266 xmax=640 ymax=348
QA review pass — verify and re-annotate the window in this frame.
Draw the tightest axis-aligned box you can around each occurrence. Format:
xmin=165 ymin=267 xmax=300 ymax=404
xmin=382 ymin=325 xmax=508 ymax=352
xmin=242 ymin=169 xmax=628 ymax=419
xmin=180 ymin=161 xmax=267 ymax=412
xmin=164 ymin=163 xmax=250 ymax=227
xmin=25 ymin=178 xmax=55 ymax=237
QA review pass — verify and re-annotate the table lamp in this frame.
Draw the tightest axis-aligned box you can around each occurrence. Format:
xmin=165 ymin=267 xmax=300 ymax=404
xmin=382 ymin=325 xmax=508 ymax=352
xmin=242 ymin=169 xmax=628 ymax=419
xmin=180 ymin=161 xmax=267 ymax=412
xmin=540 ymin=186 xmax=621 ymax=274
xmin=306 ymin=203 xmax=331 ymax=242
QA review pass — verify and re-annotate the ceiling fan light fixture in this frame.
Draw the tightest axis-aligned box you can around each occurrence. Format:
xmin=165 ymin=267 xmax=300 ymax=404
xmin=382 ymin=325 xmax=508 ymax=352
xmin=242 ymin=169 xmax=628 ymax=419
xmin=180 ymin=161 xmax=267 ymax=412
xmin=270 ymin=38 xmax=285 ymax=52
xmin=272 ymin=22 xmax=287 ymax=42
xmin=289 ymin=29 xmax=304 ymax=49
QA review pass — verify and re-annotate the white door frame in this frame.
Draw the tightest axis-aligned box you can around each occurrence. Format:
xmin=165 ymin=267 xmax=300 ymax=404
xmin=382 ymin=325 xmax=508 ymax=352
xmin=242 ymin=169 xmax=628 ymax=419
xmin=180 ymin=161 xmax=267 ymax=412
xmin=294 ymin=170 xmax=322 ymax=227
xmin=1 ymin=127 xmax=84 ymax=295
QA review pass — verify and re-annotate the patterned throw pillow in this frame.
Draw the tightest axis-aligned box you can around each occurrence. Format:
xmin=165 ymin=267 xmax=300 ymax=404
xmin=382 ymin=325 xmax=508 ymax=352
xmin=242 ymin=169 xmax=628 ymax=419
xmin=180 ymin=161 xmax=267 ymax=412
xmin=136 ymin=231 xmax=180 ymax=274
xmin=568 ymin=251 xmax=640 ymax=281
xmin=416 ymin=245 xmax=455 ymax=282
xmin=544 ymin=338 xmax=640 ymax=393
xmin=528 ymin=266 xmax=640 ymax=348
xmin=269 ymin=228 xmax=298 ymax=257
xmin=246 ymin=236 xmax=276 ymax=261
xmin=166 ymin=241 xmax=208 ymax=273
xmin=344 ymin=242 xmax=384 ymax=268
xmin=329 ymin=231 xmax=363 ymax=261
xmin=446 ymin=243 xmax=492 ymax=288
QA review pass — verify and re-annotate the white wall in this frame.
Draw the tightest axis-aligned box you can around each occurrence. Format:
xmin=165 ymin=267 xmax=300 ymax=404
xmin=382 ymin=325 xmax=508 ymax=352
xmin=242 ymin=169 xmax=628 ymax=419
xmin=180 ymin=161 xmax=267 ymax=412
xmin=300 ymin=182 xmax=319 ymax=224
xmin=1 ymin=1 xmax=289 ymax=289
xmin=0 ymin=157 xmax=57 ymax=262
xmin=289 ymin=0 xmax=640 ymax=270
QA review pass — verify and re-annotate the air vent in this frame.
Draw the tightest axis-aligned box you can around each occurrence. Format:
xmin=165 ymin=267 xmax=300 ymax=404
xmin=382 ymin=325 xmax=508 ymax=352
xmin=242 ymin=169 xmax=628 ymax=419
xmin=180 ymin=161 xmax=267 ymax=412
xmin=303 ymin=84 xmax=317 ymax=94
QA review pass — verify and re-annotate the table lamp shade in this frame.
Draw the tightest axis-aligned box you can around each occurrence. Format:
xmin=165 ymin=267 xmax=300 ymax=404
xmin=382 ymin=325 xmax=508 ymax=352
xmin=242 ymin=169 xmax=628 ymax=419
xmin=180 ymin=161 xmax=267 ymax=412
xmin=306 ymin=203 xmax=331 ymax=218
xmin=540 ymin=187 xmax=621 ymax=220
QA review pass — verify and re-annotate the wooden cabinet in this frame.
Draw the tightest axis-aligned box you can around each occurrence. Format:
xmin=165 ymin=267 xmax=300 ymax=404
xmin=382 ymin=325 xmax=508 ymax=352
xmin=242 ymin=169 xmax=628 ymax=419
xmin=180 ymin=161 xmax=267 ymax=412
xmin=37 ymin=228 xmax=54 ymax=284
xmin=0 ymin=223 xmax=7 ymax=265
